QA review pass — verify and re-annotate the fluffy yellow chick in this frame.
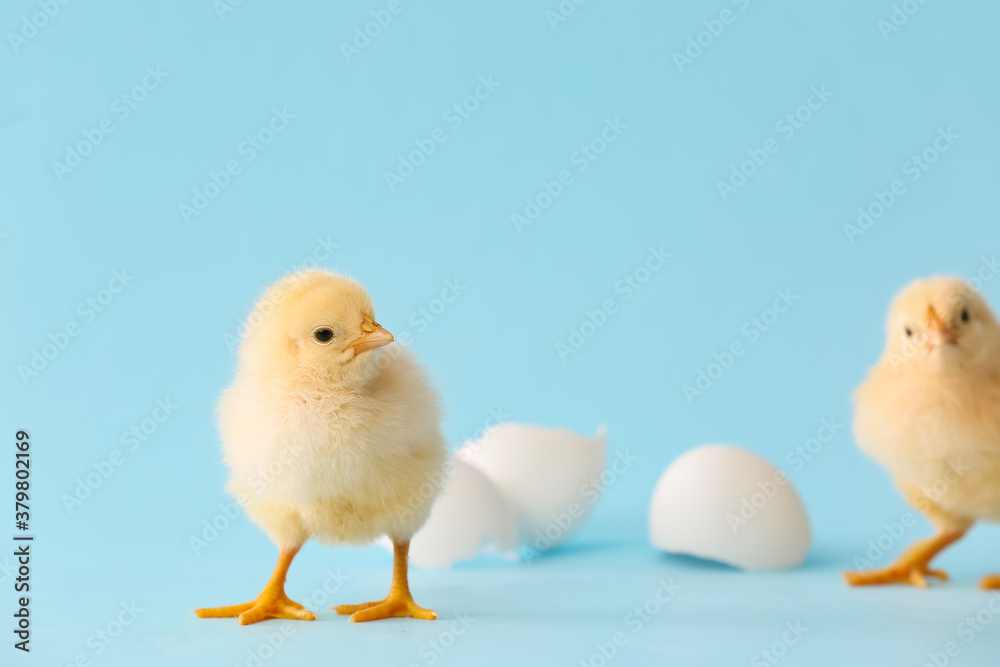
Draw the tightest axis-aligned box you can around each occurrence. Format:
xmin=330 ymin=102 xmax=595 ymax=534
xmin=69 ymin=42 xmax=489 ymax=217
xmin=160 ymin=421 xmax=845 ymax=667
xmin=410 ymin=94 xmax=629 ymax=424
xmin=195 ymin=269 xmax=446 ymax=623
xmin=845 ymin=276 xmax=1000 ymax=588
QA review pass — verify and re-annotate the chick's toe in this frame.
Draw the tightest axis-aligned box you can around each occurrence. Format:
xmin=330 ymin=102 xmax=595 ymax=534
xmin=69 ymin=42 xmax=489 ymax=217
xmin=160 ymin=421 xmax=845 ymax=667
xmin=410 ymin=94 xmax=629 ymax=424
xmin=194 ymin=547 xmax=317 ymax=625
xmin=844 ymin=530 xmax=965 ymax=588
xmin=335 ymin=540 xmax=436 ymax=622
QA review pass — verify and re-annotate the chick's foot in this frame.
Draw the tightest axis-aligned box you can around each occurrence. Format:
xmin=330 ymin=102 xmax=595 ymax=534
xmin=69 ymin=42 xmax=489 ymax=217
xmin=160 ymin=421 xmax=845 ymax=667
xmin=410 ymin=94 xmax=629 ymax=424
xmin=196 ymin=590 xmax=316 ymax=625
xmin=844 ymin=563 xmax=949 ymax=588
xmin=335 ymin=592 xmax=437 ymax=622
xmin=194 ymin=546 xmax=316 ymax=625
xmin=980 ymin=575 xmax=1000 ymax=589
xmin=333 ymin=539 xmax=436 ymax=622
xmin=844 ymin=530 xmax=965 ymax=588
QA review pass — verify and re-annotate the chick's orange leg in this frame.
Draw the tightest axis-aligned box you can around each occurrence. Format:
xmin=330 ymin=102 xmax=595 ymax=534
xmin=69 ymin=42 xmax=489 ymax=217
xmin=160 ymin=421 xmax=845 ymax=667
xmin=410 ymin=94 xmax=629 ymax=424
xmin=334 ymin=540 xmax=436 ymax=622
xmin=194 ymin=546 xmax=317 ymax=625
xmin=844 ymin=529 xmax=967 ymax=588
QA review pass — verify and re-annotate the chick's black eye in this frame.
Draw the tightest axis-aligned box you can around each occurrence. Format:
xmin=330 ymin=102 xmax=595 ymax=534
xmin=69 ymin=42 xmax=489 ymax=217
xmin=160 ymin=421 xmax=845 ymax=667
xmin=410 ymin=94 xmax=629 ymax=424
xmin=314 ymin=328 xmax=334 ymax=343
xmin=905 ymin=327 xmax=913 ymax=337
xmin=961 ymin=308 xmax=970 ymax=322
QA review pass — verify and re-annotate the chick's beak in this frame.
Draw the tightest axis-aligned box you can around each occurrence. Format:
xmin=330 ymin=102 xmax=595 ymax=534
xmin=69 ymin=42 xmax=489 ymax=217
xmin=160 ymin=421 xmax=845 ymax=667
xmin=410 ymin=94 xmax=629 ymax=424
xmin=348 ymin=318 xmax=394 ymax=355
xmin=926 ymin=305 xmax=958 ymax=348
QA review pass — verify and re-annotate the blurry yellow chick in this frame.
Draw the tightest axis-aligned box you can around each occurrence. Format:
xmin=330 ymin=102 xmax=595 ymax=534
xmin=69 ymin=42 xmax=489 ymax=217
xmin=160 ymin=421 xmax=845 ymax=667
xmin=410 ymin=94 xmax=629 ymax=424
xmin=845 ymin=276 xmax=1000 ymax=588
xmin=195 ymin=269 xmax=446 ymax=623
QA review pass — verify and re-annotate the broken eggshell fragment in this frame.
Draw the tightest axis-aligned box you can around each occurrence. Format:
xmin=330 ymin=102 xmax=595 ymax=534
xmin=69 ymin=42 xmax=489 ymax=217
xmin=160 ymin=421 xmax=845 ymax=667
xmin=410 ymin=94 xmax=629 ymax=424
xmin=458 ymin=422 xmax=607 ymax=552
xmin=404 ymin=459 xmax=519 ymax=569
xmin=648 ymin=444 xmax=811 ymax=570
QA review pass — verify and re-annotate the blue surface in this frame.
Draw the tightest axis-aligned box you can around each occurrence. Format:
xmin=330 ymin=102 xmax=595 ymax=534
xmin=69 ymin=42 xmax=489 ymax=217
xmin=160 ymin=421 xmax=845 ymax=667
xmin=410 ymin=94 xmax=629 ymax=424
xmin=3 ymin=0 xmax=1000 ymax=665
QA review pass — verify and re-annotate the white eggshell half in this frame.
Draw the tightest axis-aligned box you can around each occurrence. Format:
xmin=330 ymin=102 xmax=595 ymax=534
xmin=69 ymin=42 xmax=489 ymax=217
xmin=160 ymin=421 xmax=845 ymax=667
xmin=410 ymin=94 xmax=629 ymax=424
xmin=404 ymin=459 xmax=519 ymax=569
xmin=648 ymin=444 xmax=811 ymax=571
xmin=458 ymin=422 xmax=606 ymax=550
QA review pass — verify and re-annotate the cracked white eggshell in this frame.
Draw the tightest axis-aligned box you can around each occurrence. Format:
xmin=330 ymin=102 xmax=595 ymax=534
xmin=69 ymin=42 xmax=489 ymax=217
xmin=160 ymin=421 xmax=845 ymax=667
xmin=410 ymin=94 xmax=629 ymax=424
xmin=648 ymin=444 xmax=811 ymax=571
xmin=404 ymin=458 xmax=519 ymax=569
xmin=458 ymin=422 xmax=606 ymax=550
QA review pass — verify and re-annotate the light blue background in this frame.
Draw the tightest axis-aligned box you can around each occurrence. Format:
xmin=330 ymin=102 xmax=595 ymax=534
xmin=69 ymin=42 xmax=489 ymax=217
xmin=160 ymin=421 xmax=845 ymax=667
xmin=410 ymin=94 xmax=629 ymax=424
xmin=3 ymin=0 xmax=1000 ymax=665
